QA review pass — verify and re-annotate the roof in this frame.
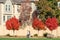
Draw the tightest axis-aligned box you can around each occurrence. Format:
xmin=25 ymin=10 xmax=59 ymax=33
xmin=0 ymin=0 xmax=6 ymax=3
xmin=0 ymin=0 xmax=39 ymax=4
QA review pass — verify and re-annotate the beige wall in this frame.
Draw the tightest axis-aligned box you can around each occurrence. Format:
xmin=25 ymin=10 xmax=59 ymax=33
xmin=0 ymin=25 xmax=60 ymax=37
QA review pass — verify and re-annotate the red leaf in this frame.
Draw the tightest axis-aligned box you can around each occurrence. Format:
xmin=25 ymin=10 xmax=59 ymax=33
xmin=45 ymin=17 xmax=58 ymax=31
xmin=32 ymin=18 xmax=46 ymax=30
xmin=6 ymin=16 xmax=21 ymax=30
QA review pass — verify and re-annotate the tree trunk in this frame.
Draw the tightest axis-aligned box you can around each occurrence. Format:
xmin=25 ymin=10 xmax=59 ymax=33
xmin=13 ymin=30 xmax=15 ymax=36
xmin=38 ymin=29 xmax=39 ymax=37
xmin=56 ymin=28 xmax=58 ymax=38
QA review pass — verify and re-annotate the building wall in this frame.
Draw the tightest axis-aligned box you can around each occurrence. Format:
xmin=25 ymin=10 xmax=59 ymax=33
xmin=0 ymin=4 xmax=4 ymax=25
xmin=0 ymin=4 xmax=2 ymax=25
xmin=13 ymin=5 xmax=20 ymax=19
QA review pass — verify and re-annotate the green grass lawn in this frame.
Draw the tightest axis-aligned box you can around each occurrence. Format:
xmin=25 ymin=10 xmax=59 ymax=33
xmin=0 ymin=38 xmax=60 ymax=40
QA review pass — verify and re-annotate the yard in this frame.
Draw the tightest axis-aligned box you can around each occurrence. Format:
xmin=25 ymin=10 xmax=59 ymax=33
xmin=0 ymin=38 xmax=60 ymax=40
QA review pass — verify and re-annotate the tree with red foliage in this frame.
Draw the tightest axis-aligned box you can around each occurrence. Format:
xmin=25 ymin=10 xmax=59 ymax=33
xmin=6 ymin=20 xmax=12 ymax=30
xmin=45 ymin=17 xmax=58 ymax=31
xmin=45 ymin=17 xmax=58 ymax=37
xmin=32 ymin=18 xmax=46 ymax=34
xmin=6 ymin=16 xmax=21 ymax=36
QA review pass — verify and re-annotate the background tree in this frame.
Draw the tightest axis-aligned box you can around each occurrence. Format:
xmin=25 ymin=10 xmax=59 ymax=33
xmin=19 ymin=0 xmax=32 ymax=28
xmin=35 ymin=0 xmax=60 ymax=25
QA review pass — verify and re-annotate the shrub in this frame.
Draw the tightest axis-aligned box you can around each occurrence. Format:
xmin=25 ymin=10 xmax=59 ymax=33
xmin=6 ymin=34 xmax=10 ymax=36
xmin=34 ymin=34 xmax=38 ymax=37
xmin=43 ymin=33 xmax=48 ymax=37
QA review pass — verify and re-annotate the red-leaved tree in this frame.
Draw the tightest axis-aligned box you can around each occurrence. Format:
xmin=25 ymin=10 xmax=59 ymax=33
xmin=45 ymin=17 xmax=58 ymax=31
xmin=6 ymin=16 xmax=21 ymax=36
xmin=32 ymin=18 xmax=46 ymax=34
xmin=6 ymin=19 xmax=12 ymax=30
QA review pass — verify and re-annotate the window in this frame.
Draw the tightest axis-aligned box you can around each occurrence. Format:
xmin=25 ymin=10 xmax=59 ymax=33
xmin=3 ymin=16 xmax=5 ymax=22
xmin=58 ymin=2 xmax=60 ymax=8
xmin=6 ymin=5 xmax=7 ymax=11
xmin=17 ymin=5 xmax=20 ymax=13
xmin=7 ymin=15 xmax=11 ymax=20
xmin=9 ymin=5 xmax=10 ymax=11
xmin=58 ymin=3 xmax=60 ymax=7
xmin=5 ymin=5 xmax=10 ymax=12
xmin=3 ymin=15 xmax=11 ymax=22
xmin=59 ymin=3 xmax=60 ymax=7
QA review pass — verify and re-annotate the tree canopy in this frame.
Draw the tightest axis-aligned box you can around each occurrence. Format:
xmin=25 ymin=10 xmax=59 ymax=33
xmin=35 ymin=0 xmax=60 ymax=25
